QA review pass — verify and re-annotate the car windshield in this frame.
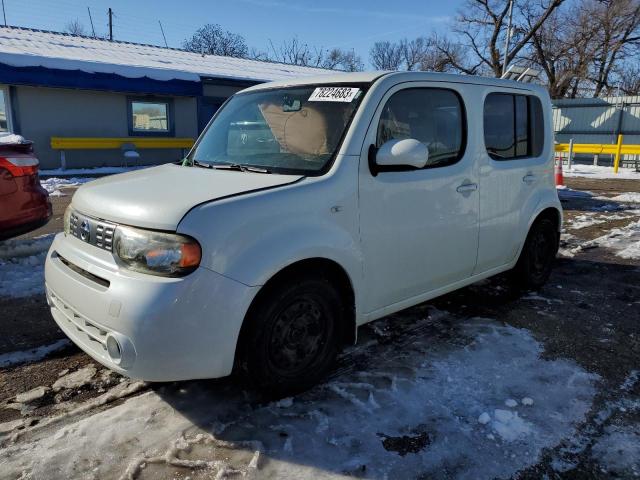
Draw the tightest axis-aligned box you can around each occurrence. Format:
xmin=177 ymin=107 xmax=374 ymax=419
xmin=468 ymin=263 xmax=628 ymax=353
xmin=187 ymin=85 xmax=366 ymax=175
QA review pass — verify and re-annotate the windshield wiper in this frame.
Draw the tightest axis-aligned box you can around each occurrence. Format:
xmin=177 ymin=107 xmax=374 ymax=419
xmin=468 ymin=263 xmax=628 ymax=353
xmin=183 ymin=159 xmax=213 ymax=169
xmin=210 ymin=163 xmax=271 ymax=174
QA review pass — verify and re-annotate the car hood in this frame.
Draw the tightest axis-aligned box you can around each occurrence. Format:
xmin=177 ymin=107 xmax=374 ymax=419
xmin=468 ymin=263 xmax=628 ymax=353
xmin=72 ymin=164 xmax=303 ymax=230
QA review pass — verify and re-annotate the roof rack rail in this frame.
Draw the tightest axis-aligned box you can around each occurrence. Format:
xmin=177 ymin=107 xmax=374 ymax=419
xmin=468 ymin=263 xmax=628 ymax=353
xmin=501 ymin=64 xmax=540 ymax=83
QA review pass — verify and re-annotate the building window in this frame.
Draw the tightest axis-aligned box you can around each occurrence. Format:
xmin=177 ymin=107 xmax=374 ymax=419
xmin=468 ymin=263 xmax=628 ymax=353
xmin=127 ymin=97 xmax=173 ymax=136
xmin=376 ymin=88 xmax=466 ymax=169
xmin=0 ymin=86 xmax=12 ymax=133
xmin=484 ymin=93 xmax=544 ymax=160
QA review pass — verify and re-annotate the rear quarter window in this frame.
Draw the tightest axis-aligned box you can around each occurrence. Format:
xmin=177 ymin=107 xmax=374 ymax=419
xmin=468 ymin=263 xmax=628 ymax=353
xmin=484 ymin=93 xmax=544 ymax=160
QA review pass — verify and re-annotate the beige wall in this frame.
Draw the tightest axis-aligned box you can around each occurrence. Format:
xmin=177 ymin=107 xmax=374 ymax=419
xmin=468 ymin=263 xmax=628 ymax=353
xmin=13 ymin=85 xmax=198 ymax=170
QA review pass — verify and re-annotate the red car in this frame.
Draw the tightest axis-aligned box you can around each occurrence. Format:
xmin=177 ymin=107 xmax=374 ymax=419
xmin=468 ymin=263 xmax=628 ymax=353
xmin=0 ymin=137 xmax=52 ymax=240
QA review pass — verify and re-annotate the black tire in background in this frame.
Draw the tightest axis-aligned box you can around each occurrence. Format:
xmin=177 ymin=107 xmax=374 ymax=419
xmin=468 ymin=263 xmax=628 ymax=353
xmin=239 ymin=276 xmax=342 ymax=396
xmin=511 ymin=217 xmax=559 ymax=291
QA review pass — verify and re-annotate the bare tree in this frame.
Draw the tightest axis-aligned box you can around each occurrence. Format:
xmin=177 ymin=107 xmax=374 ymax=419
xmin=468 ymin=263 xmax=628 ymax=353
xmin=587 ymin=0 xmax=640 ymax=97
xmin=525 ymin=2 xmax=596 ymax=98
xmin=370 ymin=41 xmax=403 ymax=70
xmin=442 ymin=0 xmax=565 ymax=77
xmin=323 ymin=48 xmax=364 ymax=71
xmin=266 ymin=38 xmax=363 ymax=70
xmin=65 ymin=19 xmax=87 ymax=36
xmin=618 ymin=65 xmax=640 ymax=95
xmin=400 ymin=37 xmax=429 ymax=70
xmin=183 ymin=24 xmax=248 ymax=58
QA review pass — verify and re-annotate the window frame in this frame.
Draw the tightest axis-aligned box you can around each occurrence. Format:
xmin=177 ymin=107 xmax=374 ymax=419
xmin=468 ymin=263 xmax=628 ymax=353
xmin=371 ymin=86 xmax=468 ymax=175
xmin=0 ymin=85 xmax=14 ymax=133
xmin=127 ymin=96 xmax=174 ymax=137
xmin=483 ymin=92 xmax=544 ymax=161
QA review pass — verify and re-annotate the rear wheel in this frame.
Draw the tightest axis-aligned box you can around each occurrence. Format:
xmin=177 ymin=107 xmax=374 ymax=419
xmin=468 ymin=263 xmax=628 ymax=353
xmin=511 ymin=217 xmax=559 ymax=290
xmin=241 ymin=276 xmax=342 ymax=396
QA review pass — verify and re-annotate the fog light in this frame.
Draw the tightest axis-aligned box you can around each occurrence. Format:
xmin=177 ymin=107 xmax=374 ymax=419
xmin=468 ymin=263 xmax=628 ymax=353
xmin=105 ymin=333 xmax=135 ymax=369
xmin=106 ymin=335 xmax=122 ymax=362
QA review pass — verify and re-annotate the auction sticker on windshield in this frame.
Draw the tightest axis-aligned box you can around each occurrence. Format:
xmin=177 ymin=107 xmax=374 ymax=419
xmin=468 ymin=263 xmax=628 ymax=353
xmin=309 ymin=87 xmax=360 ymax=102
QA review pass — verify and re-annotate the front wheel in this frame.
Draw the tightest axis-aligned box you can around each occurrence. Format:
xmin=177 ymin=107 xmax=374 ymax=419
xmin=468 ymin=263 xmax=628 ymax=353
xmin=510 ymin=217 xmax=559 ymax=290
xmin=240 ymin=276 xmax=342 ymax=396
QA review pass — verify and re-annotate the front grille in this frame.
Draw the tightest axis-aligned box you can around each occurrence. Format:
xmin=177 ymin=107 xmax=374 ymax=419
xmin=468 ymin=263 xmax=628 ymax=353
xmin=70 ymin=211 xmax=116 ymax=252
xmin=95 ymin=224 xmax=115 ymax=250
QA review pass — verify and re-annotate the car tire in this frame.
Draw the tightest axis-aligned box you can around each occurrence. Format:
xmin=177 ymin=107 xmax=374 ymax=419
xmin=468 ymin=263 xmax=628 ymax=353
xmin=511 ymin=217 xmax=559 ymax=291
xmin=241 ymin=275 xmax=342 ymax=396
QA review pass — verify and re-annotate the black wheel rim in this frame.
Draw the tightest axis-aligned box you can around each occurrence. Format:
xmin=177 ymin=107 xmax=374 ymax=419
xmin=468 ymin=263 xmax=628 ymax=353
xmin=267 ymin=296 xmax=330 ymax=377
xmin=529 ymin=228 xmax=554 ymax=280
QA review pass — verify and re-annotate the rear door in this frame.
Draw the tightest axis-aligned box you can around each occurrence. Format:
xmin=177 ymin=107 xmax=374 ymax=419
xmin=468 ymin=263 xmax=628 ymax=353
xmin=358 ymin=83 xmax=480 ymax=314
xmin=475 ymin=91 xmax=547 ymax=273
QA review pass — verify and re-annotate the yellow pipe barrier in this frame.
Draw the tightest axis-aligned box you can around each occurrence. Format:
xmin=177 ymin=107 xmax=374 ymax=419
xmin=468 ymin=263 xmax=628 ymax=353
xmin=613 ymin=134 xmax=623 ymax=174
xmin=555 ymin=136 xmax=640 ymax=175
xmin=51 ymin=137 xmax=195 ymax=150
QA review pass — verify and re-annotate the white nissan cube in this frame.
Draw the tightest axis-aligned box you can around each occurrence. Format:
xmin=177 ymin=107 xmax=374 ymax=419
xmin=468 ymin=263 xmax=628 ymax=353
xmin=45 ymin=72 xmax=561 ymax=394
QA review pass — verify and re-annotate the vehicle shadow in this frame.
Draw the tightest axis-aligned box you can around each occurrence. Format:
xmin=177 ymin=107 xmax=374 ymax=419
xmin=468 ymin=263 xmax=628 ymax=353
xmin=150 ymin=255 xmax=638 ymax=479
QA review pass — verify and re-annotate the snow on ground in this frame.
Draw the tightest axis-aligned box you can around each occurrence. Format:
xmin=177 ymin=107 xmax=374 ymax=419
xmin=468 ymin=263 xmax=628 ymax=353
xmin=591 ymin=425 xmax=640 ymax=477
xmin=563 ymin=164 xmax=640 ymax=180
xmin=0 ymin=234 xmax=54 ymax=297
xmin=0 ymin=316 xmax=599 ymax=480
xmin=550 ymin=371 xmax=640 ymax=476
xmin=39 ymin=177 xmax=94 ymax=196
xmin=0 ymin=339 xmax=70 ymax=368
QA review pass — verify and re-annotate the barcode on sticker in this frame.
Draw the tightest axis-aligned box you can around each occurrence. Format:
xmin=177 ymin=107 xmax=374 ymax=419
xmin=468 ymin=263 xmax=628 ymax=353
xmin=308 ymin=87 xmax=360 ymax=102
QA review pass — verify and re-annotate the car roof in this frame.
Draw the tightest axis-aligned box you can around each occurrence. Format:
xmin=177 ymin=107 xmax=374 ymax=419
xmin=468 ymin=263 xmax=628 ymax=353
xmin=241 ymin=71 xmax=548 ymax=96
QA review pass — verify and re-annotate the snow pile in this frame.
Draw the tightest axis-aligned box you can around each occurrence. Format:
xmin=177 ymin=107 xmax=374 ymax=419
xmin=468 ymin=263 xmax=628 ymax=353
xmin=0 ymin=133 xmax=27 ymax=144
xmin=39 ymin=177 xmax=93 ymax=196
xmin=0 ymin=233 xmax=54 ymax=297
xmin=610 ymin=192 xmax=640 ymax=203
xmin=568 ymin=213 xmax=606 ymax=230
xmin=0 ymin=339 xmax=70 ymax=368
xmin=594 ymin=220 xmax=640 ymax=259
xmin=0 ymin=317 xmax=599 ymax=480
xmin=564 ymin=164 xmax=640 ymax=179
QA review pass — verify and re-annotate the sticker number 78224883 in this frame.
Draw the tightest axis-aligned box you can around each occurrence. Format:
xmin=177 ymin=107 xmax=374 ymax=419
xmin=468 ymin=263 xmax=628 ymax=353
xmin=308 ymin=87 xmax=360 ymax=102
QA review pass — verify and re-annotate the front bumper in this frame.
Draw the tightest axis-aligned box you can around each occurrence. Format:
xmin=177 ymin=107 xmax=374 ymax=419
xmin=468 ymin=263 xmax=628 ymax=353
xmin=44 ymin=233 xmax=258 ymax=381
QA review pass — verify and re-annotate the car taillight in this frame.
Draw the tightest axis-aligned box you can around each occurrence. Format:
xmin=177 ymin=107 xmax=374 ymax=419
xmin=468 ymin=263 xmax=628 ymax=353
xmin=0 ymin=156 xmax=39 ymax=177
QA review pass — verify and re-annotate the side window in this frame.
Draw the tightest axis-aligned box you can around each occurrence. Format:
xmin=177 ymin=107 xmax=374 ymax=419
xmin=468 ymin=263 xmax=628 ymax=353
xmin=377 ymin=88 xmax=465 ymax=168
xmin=484 ymin=93 xmax=545 ymax=160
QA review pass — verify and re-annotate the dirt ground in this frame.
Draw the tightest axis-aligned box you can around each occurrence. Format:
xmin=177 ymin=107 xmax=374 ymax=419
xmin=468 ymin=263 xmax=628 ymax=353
xmin=0 ymin=177 xmax=639 ymax=479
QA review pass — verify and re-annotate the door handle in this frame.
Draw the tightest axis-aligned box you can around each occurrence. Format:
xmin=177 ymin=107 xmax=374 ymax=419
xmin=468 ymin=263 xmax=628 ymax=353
xmin=523 ymin=173 xmax=536 ymax=185
xmin=456 ymin=183 xmax=478 ymax=193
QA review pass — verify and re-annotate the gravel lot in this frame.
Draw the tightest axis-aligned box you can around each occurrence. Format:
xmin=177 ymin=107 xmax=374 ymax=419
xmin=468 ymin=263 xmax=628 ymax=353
xmin=0 ymin=177 xmax=638 ymax=479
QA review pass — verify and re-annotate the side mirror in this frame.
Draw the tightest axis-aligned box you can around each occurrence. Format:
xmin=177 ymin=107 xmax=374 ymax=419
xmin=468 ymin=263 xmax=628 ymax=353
xmin=374 ymin=139 xmax=428 ymax=172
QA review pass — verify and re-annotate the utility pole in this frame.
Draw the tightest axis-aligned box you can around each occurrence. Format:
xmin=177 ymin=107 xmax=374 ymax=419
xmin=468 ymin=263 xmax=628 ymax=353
xmin=108 ymin=7 xmax=113 ymax=41
xmin=501 ymin=0 xmax=514 ymax=76
xmin=159 ymin=20 xmax=168 ymax=48
xmin=2 ymin=0 xmax=7 ymax=26
xmin=87 ymin=7 xmax=96 ymax=38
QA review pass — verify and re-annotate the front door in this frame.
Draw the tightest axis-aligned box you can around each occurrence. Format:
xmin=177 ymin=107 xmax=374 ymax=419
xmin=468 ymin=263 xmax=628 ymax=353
xmin=359 ymin=84 xmax=480 ymax=314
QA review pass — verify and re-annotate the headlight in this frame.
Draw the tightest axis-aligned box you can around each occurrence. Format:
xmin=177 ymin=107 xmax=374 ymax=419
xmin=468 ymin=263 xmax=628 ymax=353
xmin=113 ymin=226 xmax=201 ymax=276
xmin=63 ymin=206 xmax=72 ymax=235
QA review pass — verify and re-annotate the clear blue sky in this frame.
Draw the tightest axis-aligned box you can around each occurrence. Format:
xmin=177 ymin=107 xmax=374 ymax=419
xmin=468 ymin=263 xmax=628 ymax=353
xmin=4 ymin=0 xmax=460 ymax=64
